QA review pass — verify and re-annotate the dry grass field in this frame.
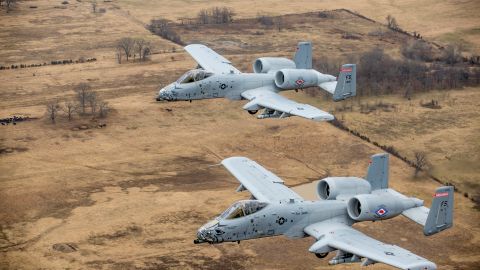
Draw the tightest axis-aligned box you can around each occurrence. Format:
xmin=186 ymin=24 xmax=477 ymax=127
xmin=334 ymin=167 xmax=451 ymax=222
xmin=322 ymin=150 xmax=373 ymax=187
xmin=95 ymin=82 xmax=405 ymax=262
xmin=115 ymin=0 xmax=480 ymax=53
xmin=0 ymin=0 xmax=479 ymax=269
xmin=170 ymin=9 xmax=407 ymax=59
xmin=290 ymin=88 xmax=480 ymax=201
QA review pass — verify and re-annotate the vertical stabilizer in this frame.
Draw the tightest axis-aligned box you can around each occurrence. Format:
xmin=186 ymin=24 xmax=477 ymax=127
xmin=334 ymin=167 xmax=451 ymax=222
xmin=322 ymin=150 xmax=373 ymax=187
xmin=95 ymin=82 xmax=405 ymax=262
xmin=366 ymin=153 xmax=389 ymax=190
xmin=424 ymin=186 xmax=454 ymax=236
xmin=294 ymin=42 xmax=312 ymax=69
xmin=333 ymin=64 xmax=356 ymax=101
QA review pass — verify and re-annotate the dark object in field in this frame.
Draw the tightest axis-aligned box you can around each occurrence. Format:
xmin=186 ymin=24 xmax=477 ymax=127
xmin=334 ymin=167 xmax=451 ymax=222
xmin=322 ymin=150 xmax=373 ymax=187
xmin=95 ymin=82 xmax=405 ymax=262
xmin=0 ymin=115 xmax=31 ymax=125
xmin=52 ymin=243 xmax=77 ymax=253
xmin=420 ymin=99 xmax=442 ymax=109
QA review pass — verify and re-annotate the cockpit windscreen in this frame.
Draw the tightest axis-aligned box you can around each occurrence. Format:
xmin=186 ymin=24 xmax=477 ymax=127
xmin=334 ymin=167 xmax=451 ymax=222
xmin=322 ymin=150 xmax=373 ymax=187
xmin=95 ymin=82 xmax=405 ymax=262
xmin=176 ymin=69 xmax=213 ymax=84
xmin=220 ymin=200 xmax=268 ymax=220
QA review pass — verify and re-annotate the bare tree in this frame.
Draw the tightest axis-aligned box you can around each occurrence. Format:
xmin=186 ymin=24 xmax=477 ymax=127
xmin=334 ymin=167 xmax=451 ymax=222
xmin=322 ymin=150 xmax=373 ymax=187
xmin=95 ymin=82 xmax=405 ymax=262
xmin=414 ymin=152 xmax=428 ymax=177
xmin=87 ymin=91 xmax=98 ymax=115
xmin=142 ymin=45 xmax=152 ymax=61
xmin=46 ymin=101 xmax=60 ymax=124
xmin=134 ymin=38 xmax=145 ymax=60
xmin=115 ymin=47 xmax=123 ymax=64
xmin=117 ymin=38 xmax=135 ymax=62
xmin=386 ymin=15 xmax=399 ymax=30
xmin=197 ymin=9 xmax=209 ymax=24
xmin=443 ymin=45 xmax=461 ymax=65
xmin=133 ymin=38 xmax=151 ymax=61
xmin=92 ymin=1 xmax=97 ymax=13
xmin=196 ymin=6 xmax=234 ymax=24
xmin=98 ymin=101 xmax=109 ymax=118
xmin=275 ymin=17 xmax=284 ymax=32
xmin=63 ymin=101 xmax=77 ymax=121
xmin=74 ymin=83 xmax=92 ymax=114
xmin=1 ymin=0 xmax=16 ymax=12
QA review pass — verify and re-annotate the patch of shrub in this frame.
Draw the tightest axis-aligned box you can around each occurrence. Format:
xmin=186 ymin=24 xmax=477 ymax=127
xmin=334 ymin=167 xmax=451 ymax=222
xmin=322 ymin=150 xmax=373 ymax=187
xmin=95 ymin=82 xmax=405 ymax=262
xmin=147 ymin=19 xmax=183 ymax=45
xmin=196 ymin=6 xmax=235 ymax=24
xmin=257 ymin=14 xmax=274 ymax=26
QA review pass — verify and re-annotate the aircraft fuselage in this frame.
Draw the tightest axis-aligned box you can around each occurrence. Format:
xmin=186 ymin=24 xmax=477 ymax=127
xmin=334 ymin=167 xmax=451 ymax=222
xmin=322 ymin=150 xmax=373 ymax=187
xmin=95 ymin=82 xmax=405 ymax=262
xmin=157 ymin=72 xmax=280 ymax=102
xmin=195 ymin=199 xmax=350 ymax=244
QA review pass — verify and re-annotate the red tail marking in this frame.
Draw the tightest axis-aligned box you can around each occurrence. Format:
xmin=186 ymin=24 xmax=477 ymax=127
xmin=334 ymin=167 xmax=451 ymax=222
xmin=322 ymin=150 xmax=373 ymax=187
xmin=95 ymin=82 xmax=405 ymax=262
xmin=434 ymin=192 xmax=449 ymax=198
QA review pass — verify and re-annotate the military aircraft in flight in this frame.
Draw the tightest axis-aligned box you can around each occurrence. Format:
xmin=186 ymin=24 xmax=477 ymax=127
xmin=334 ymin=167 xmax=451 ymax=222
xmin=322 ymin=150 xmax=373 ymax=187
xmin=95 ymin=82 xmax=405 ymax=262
xmin=156 ymin=42 xmax=356 ymax=122
xmin=194 ymin=153 xmax=454 ymax=270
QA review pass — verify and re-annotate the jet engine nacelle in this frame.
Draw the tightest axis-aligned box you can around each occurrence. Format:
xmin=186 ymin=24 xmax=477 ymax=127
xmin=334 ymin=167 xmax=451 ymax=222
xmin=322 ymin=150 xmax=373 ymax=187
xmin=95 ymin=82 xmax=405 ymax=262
xmin=317 ymin=177 xmax=371 ymax=200
xmin=253 ymin=57 xmax=296 ymax=74
xmin=275 ymin=69 xmax=324 ymax=90
xmin=347 ymin=194 xmax=418 ymax=221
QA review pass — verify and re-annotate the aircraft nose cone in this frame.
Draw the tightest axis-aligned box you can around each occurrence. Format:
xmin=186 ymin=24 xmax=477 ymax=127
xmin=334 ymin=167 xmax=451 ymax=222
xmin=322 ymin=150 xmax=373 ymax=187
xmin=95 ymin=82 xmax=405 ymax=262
xmin=156 ymin=88 xmax=171 ymax=101
xmin=194 ymin=227 xmax=212 ymax=244
xmin=194 ymin=219 xmax=219 ymax=244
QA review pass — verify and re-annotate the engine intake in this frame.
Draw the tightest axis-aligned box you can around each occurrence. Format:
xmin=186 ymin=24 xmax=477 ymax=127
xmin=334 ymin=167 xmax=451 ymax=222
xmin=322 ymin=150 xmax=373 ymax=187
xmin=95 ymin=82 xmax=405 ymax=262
xmin=253 ymin=57 xmax=296 ymax=73
xmin=347 ymin=194 xmax=418 ymax=221
xmin=317 ymin=177 xmax=371 ymax=200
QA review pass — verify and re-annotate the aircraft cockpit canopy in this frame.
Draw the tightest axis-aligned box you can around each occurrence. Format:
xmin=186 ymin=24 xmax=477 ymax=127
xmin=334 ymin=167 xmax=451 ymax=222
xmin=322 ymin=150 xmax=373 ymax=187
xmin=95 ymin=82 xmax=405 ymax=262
xmin=220 ymin=200 xmax=268 ymax=220
xmin=176 ymin=69 xmax=213 ymax=84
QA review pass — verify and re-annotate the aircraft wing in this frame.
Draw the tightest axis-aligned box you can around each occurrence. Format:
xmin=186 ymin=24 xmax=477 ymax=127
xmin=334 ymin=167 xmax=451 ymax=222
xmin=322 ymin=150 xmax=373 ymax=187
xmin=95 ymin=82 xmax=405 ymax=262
xmin=184 ymin=44 xmax=241 ymax=74
xmin=241 ymin=87 xmax=334 ymax=122
xmin=304 ymin=221 xmax=436 ymax=270
xmin=221 ymin=157 xmax=303 ymax=203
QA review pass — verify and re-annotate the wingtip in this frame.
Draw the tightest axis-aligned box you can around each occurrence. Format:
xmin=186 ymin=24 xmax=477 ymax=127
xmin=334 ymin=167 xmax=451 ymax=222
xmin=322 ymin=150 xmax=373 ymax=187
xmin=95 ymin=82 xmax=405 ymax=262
xmin=406 ymin=262 xmax=437 ymax=270
xmin=221 ymin=156 xmax=250 ymax=165
xmin=313 ymin=114 xmax=335 ymax=122
xmin=184 ymin=43 xmax=204 ymax=49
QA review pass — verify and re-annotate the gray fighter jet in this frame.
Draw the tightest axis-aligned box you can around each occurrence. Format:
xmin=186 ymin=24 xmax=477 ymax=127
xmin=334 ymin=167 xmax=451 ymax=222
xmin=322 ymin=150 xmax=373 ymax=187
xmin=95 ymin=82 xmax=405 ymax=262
xmin=194 ymin=153 xmax=453 ymax=270
xmin=157 ymin=42 xmax=356 ymax=121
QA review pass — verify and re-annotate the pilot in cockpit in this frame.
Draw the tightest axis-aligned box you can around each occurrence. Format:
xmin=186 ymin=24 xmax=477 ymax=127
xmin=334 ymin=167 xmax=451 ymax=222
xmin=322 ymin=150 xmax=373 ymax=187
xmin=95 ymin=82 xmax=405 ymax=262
xmin=219 ymin=200 xmax=268 ymax=220
xmin=176 ymin=69 xmax=213 ymax=84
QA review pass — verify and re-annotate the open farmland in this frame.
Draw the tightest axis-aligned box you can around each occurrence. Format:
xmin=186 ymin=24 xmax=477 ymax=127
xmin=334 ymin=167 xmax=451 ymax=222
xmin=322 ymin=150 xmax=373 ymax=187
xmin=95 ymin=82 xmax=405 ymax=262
xmin=1 ymin=0 xmax=479 ymax=269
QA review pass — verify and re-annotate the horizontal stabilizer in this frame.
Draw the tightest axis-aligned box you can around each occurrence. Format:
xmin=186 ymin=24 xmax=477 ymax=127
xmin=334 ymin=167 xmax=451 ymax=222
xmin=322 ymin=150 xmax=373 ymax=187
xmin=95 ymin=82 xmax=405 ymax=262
xmin=402 ymin=206 xmax=429 ymax=226
xmin=319 ymin=81 xmax=337 ymax=94
xmin=318 ymin=64 xmax=356 ymax=101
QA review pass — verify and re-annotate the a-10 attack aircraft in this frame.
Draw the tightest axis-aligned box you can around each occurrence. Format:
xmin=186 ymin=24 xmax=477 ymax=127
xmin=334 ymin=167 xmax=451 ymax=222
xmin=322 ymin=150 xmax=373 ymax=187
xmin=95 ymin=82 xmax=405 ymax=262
xmin=194 ymin=153 xmax=454 ymax=270
xmin=156 ymin=42 xmax=356 ymax=122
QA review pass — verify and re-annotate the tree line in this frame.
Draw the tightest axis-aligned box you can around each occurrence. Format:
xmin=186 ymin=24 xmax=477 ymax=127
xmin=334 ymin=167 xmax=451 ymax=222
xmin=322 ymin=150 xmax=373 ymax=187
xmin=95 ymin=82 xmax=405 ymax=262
xmin=147 ymin=19 xmax=183 ymax=45
xmin=197 ymin=6 xmax=235 ymax=24
xmin=0 ymin=57 xmax=97 ymax=71
xmin=147 ymin=6 xmax=235 ymax=45
xmin=0 ymin=0 xmax=16 ymax=12
xmin=45 ymin=83 xmax=109 ymax=123
xmin=313 ymin=46 xmax=480 ymax=98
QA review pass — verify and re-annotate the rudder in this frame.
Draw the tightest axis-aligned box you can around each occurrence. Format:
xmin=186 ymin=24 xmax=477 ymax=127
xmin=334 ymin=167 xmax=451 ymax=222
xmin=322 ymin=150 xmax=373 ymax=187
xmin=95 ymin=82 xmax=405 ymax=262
xmin=294 ymin=42 xmax=312 ymax=69
xmin=366 ymin=153 xmax=389 ymax=190
xmin=333 ymin=64 xmax=356 ymax=101
xmin=424 ymin=186 xmax=454 ymax=236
